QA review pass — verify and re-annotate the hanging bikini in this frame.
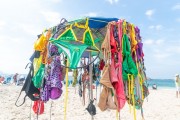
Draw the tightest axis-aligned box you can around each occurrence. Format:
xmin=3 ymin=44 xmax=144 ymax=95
xmin=49 ymin=19 xmax=100 ymax=69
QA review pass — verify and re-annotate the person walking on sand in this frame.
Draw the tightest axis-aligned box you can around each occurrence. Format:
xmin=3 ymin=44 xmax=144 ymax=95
xmin=175 ymin=74 xmax=180 ymax=98
xmin=0 ymin=76 xmax=5 ymax=84
xmin=13 ymin=73 xmax=18 ymax=85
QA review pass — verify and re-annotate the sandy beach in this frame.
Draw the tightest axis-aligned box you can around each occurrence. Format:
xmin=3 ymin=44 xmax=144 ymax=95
xmin=0 ymin=85 xmax=180 ymax=120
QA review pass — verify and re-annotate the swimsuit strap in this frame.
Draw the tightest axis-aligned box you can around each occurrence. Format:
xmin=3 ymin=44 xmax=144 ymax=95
xmin=56 ymin=24 xmax=78 ymax=41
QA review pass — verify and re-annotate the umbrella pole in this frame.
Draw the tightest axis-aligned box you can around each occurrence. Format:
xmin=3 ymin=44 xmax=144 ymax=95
xmin=89 ymin=52 xmax=94 ymax=120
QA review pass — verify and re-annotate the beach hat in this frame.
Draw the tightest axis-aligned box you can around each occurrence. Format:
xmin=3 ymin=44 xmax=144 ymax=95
xmin=175 ymin=74 xmax=179 ymax=76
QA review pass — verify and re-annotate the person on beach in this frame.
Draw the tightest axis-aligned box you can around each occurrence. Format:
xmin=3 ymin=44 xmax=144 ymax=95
xmin=152 ymin=84 xmax=157 ymax=90
xmin=6 ymin=76 xmax=12 ymax=83
xmin=0 ymin=76 xmax=5 ymax=84
xmin=175 ymin=74 xmax=180 ymax=98
xmin=13 ymin=73 xmax=18 ymax=85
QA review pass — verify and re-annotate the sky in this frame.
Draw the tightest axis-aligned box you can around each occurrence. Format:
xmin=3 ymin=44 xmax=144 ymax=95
xmin=0 ymin=0 xmax=180 ymax=79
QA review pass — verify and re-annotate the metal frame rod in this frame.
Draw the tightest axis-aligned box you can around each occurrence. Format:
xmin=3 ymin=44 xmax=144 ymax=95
xmin=89 ymin=51 xmax=94 ymax=120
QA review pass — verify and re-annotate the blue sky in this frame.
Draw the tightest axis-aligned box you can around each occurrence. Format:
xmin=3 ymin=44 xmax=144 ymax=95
xmin=0 ymin=0 xmax=180 ymax=79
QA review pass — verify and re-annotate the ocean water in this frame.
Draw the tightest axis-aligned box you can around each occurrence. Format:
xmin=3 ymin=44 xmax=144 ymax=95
xmin=147 ymin=79 xmax=175 ymax=89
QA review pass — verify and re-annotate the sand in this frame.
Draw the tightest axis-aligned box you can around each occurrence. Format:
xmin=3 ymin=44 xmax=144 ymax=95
xmin=0 ymin=84 xmax=180 ymax=120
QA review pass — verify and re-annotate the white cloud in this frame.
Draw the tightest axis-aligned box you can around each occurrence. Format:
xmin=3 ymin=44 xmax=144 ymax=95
xmin=172 ymin=3 xmax=180 ymax=10
xmin=144 ymin=39 xmax=154 ymax=45
xmin=20 ymin=23 xmax=42 ymax=36
xmin=0 ymin=35 xmax=33 ymax=74
xmin=148 ymin=25 xmax=154 ymax=29
xmin=106 ymin=0 xmax=119 ymax=4
xmin=154 ymin=52 xmax=170 ymax=60
xmin=144 ymin=38 xmax=180 ymax=65
xmin=166 ymin=42 xmax=180 ymax=54
xmin=0 ymin=20 xmax=6 ymax=30
xmin=156 ymin=25 xmax=163 ymax=30
xmin=0 ymin=36 xmax=10 ymax=45
xmin=84 ymin=12 xmax=98 ymax=17
xmin=0 ymin=35 xmax=25 ymax=46
xmin=40 ymin=11 xmax=61 ymax=25
xmin=11 ymin=38 xmax=24 ymax=44
xmin=144 ymin=38 xmax=164 ymax=46
xmin=156 ymin=39 xmax=164 ymax=45
xmin=145 ymin=9 xmax=155 ymax=19
xmin=51 ymin=0 xmax=62 ymax=3
xmin=0 ymin=53 xmax=30 ymax=74
xmin=148 ymin=25 xmax=163 ymax=30
xmin=176 ymin=18 xmax=180 ymax=22
xmin=0 ymin=0 xmax=66 ymax=74
xmin=0 ymin=20 xmax=6 ymax=26
xmin=0 ymin=38 xmax=5 ymax=45
xmin=121 ymin=4 xmax=127 ymax=7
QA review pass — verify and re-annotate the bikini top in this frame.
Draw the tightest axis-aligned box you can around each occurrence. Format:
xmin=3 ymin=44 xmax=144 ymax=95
xmin=56 ymin=18 xmax=100 ymax=51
